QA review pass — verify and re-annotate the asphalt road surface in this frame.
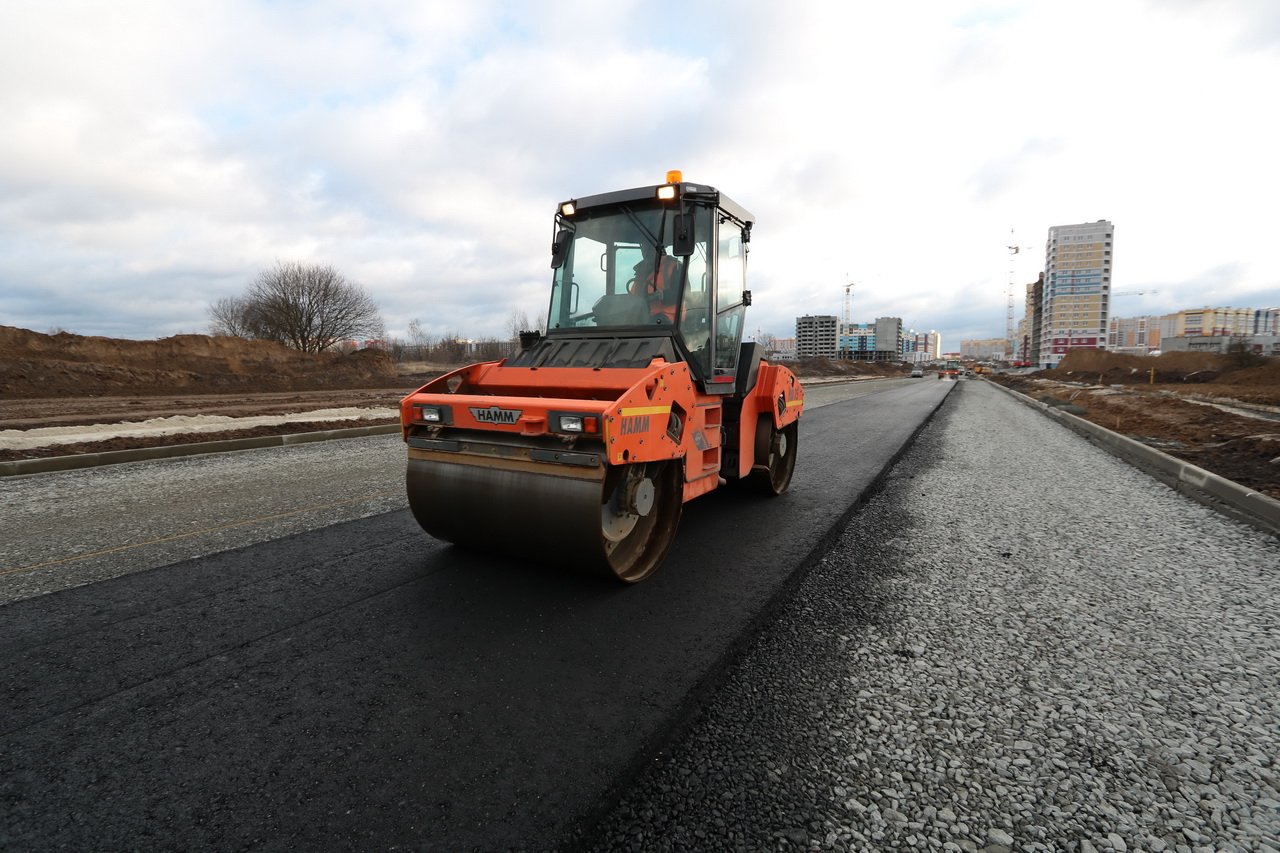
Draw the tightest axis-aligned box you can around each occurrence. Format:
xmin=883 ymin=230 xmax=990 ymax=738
xmin=1 ymin=378 xmax=948 ymax=850
xmin=0 ymin=377 xmax=910 ymax=606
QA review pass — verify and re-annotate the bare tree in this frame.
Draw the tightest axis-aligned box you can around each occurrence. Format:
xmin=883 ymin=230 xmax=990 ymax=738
xmin=407 ymin=318 xmax=430 ymax=361
xmin=473 ymin=337 xmax=510 ymax=361
xmin=507 ymin=307 xmax=545 ymax=341
xmin=1225 ymin=336 xmax=1265 ymax=368
xmin=754 ymin=331 xmax=781 ymax=358
xmin=508 ymin=309 xmax=529 ymax=343
xmin=208 ymin=296 xmax=259 ymax=338
xmin=434 ymin=331 xmax=468 ymax=363
xmin=209 ymin=261 xmax=384 ymax=353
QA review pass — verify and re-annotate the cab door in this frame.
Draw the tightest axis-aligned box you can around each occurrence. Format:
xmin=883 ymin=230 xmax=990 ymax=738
xmin=712 ymin=218 xmax=749 ymax=385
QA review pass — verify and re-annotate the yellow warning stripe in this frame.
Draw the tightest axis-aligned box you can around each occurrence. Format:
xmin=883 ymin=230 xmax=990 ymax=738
xmin=786 ymin=400 xmax=803 ymax=407
xmin=619 ymin=405 xmax=671 ymax=416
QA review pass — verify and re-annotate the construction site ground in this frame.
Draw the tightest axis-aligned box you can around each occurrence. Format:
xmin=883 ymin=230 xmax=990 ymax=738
xmin=3 ymin=326 xmax=1277 ymax=501
xmin=989 ymin=349 xmax=1280 ymax=500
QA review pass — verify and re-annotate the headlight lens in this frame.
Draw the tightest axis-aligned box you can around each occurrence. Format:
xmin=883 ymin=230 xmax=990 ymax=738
xmin=551 ymin=413 xmax=597 ymax=434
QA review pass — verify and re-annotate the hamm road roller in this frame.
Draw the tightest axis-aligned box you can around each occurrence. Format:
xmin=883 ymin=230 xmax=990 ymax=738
xmin=399 ymin=171 xmax=804 ymax=582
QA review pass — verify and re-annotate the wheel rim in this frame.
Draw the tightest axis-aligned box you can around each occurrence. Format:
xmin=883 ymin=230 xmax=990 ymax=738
xmin=600 ymin=461 xmax=682 ymax=583
xmin=765 ymin=422 xmax=798 ymax=494
xmin=601 ymin=466 xmax=655 ymax=542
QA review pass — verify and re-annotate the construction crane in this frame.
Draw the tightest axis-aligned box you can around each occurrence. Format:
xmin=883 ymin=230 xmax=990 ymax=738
xmin=843 ymin=279 xmax=854 ymax=327
xmin=1006 ymin=230 xmax=1034 ymax=361
xmin=1111 ymin=289 xmax=1158 ymax=297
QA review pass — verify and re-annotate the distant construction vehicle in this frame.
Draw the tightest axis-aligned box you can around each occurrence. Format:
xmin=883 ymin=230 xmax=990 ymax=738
xmin=399 ymin=172 xmax=805 ymax=582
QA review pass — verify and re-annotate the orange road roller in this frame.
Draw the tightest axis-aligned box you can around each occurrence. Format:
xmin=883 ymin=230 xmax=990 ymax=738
xmin=400 ymin=172 xmax=804 ymax=582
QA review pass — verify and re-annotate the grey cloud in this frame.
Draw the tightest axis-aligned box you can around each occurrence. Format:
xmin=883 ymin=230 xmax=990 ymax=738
xmin=969 ymin=137 xmax=1065 ymax=202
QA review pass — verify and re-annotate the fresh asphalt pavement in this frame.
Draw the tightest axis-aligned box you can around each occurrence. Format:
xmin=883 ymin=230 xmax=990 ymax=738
xmin=1 ymin=379 xmax=951 ymax=850
xmin=0 ymin=376 xmax=904 ymax=606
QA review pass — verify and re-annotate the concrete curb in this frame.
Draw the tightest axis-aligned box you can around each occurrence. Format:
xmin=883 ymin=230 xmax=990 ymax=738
xmin=0 ymin=424 xmax=401 ymax=478
xmin=987 ymin=380 xmax=1280 ymax=537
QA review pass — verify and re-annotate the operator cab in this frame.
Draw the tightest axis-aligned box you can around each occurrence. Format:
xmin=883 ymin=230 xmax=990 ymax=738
xmin=539 ymin=171 xmax=754 ymax=392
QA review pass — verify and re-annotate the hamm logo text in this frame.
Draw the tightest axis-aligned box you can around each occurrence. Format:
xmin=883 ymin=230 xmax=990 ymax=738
xmin=470 ymin=406 xmax=522 ymax=425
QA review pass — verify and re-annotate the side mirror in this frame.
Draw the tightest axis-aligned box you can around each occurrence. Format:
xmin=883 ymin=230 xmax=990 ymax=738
xmin=672 ymin=212 xmax=694 ymax=257
xmin=551 ymin=230 xmax=571 ymax=269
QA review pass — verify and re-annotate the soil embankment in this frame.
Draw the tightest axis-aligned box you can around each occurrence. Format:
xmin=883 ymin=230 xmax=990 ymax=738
xmin=0 ymin=325 xmax=398 ymax=399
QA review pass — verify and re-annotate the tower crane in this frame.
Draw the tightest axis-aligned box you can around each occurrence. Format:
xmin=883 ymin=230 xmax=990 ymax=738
xmin=1006 ymin=230 xmax=1034 ymax=360
xmin=843 ymin=280 xmax=854 ymax=326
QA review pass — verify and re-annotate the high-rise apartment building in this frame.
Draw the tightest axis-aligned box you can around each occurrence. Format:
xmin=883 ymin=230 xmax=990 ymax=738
xmin=904 ymin=330 xmax=940 ymax=362
xmin=796 ymin=315 xmax=838 ymax=359
xmin=1023 ymin=272 xmax=1044 ymax=365
xmin=839 ymin=323 xmax=877 ymax=359
xmin=960 ymin=338 xmax=1008 ymax=360
xmin=835 ymin=316 xmax=905 ymax=361
xmin=1162 ymin=307 xmax=1277 ymax=337
xmin=1107 ymin=315 xmax=1160 ymax=355
xmin=1039 ymin=220 xmax=1114 ymax=368
xmin=1155 ymin=307 xmax=1280 ymax=355
xmin=874 ymin=317 xmax=903 ymax=360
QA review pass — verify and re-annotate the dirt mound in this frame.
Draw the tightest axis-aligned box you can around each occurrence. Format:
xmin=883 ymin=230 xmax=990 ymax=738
xmin=1037 ymin=349 xmax=1280 ymax=390
xmin=1217 ymin=361 xmax=1280 ymax=387
xmin=790 ymin=358 xmax=907 ymax=379
xmin=0 ymin=326 xmax=398 ymax=399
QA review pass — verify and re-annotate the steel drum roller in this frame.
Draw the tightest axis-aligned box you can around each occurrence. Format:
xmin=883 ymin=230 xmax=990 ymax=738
xmin=407 ymin=451 xmax=682 ymax=582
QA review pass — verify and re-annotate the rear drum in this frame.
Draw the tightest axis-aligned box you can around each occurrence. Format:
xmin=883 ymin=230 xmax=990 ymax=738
xmin=407 ymin=455 xmax=683 ymax=583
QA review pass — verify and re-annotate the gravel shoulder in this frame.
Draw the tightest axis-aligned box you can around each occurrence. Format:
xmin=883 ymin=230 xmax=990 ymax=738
xmin=990 ymin=376 xmax=1280 ymax=500
xmin=587 ymin=380 xmax=1280 ymax=852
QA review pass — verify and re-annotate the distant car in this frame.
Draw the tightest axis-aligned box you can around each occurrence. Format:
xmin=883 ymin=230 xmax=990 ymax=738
xmin=910 ymin=366 xmax=924 ymax=378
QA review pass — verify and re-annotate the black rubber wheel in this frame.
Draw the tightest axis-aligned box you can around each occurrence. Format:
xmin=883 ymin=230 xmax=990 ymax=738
xmin=748 ymin=419 xmax=797 ymax=495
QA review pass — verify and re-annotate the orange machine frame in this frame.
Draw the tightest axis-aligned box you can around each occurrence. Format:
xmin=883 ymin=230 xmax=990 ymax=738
xmin=400 ymin=357 xmax=803 ymax=504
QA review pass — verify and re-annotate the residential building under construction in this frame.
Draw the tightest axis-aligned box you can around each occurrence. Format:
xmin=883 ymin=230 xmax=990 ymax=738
xmin=1039 ymin=220 xmax=1114 ymax=368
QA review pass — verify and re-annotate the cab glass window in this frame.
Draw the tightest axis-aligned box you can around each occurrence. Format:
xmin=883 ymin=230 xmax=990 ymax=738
xmin=717 ymin=227 xmax=745 ymax=310
xmin=676 ymin=208 xmax=713 ymax=376
xmin=714 ymin=221 xmax=747 ymax=373
xmin=548 ymin=204 xmax=689 ymax=330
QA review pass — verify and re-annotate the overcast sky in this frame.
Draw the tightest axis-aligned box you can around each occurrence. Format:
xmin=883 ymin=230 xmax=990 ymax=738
xmin=2 ymin=0 xmax=1278 ymax=351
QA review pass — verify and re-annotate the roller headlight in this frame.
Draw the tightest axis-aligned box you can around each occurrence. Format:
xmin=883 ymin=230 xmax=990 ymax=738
xmin=550 ymin=412 xmax=598 ymax=434
xmin=416 ymin=405 xmax=450 ymax=424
